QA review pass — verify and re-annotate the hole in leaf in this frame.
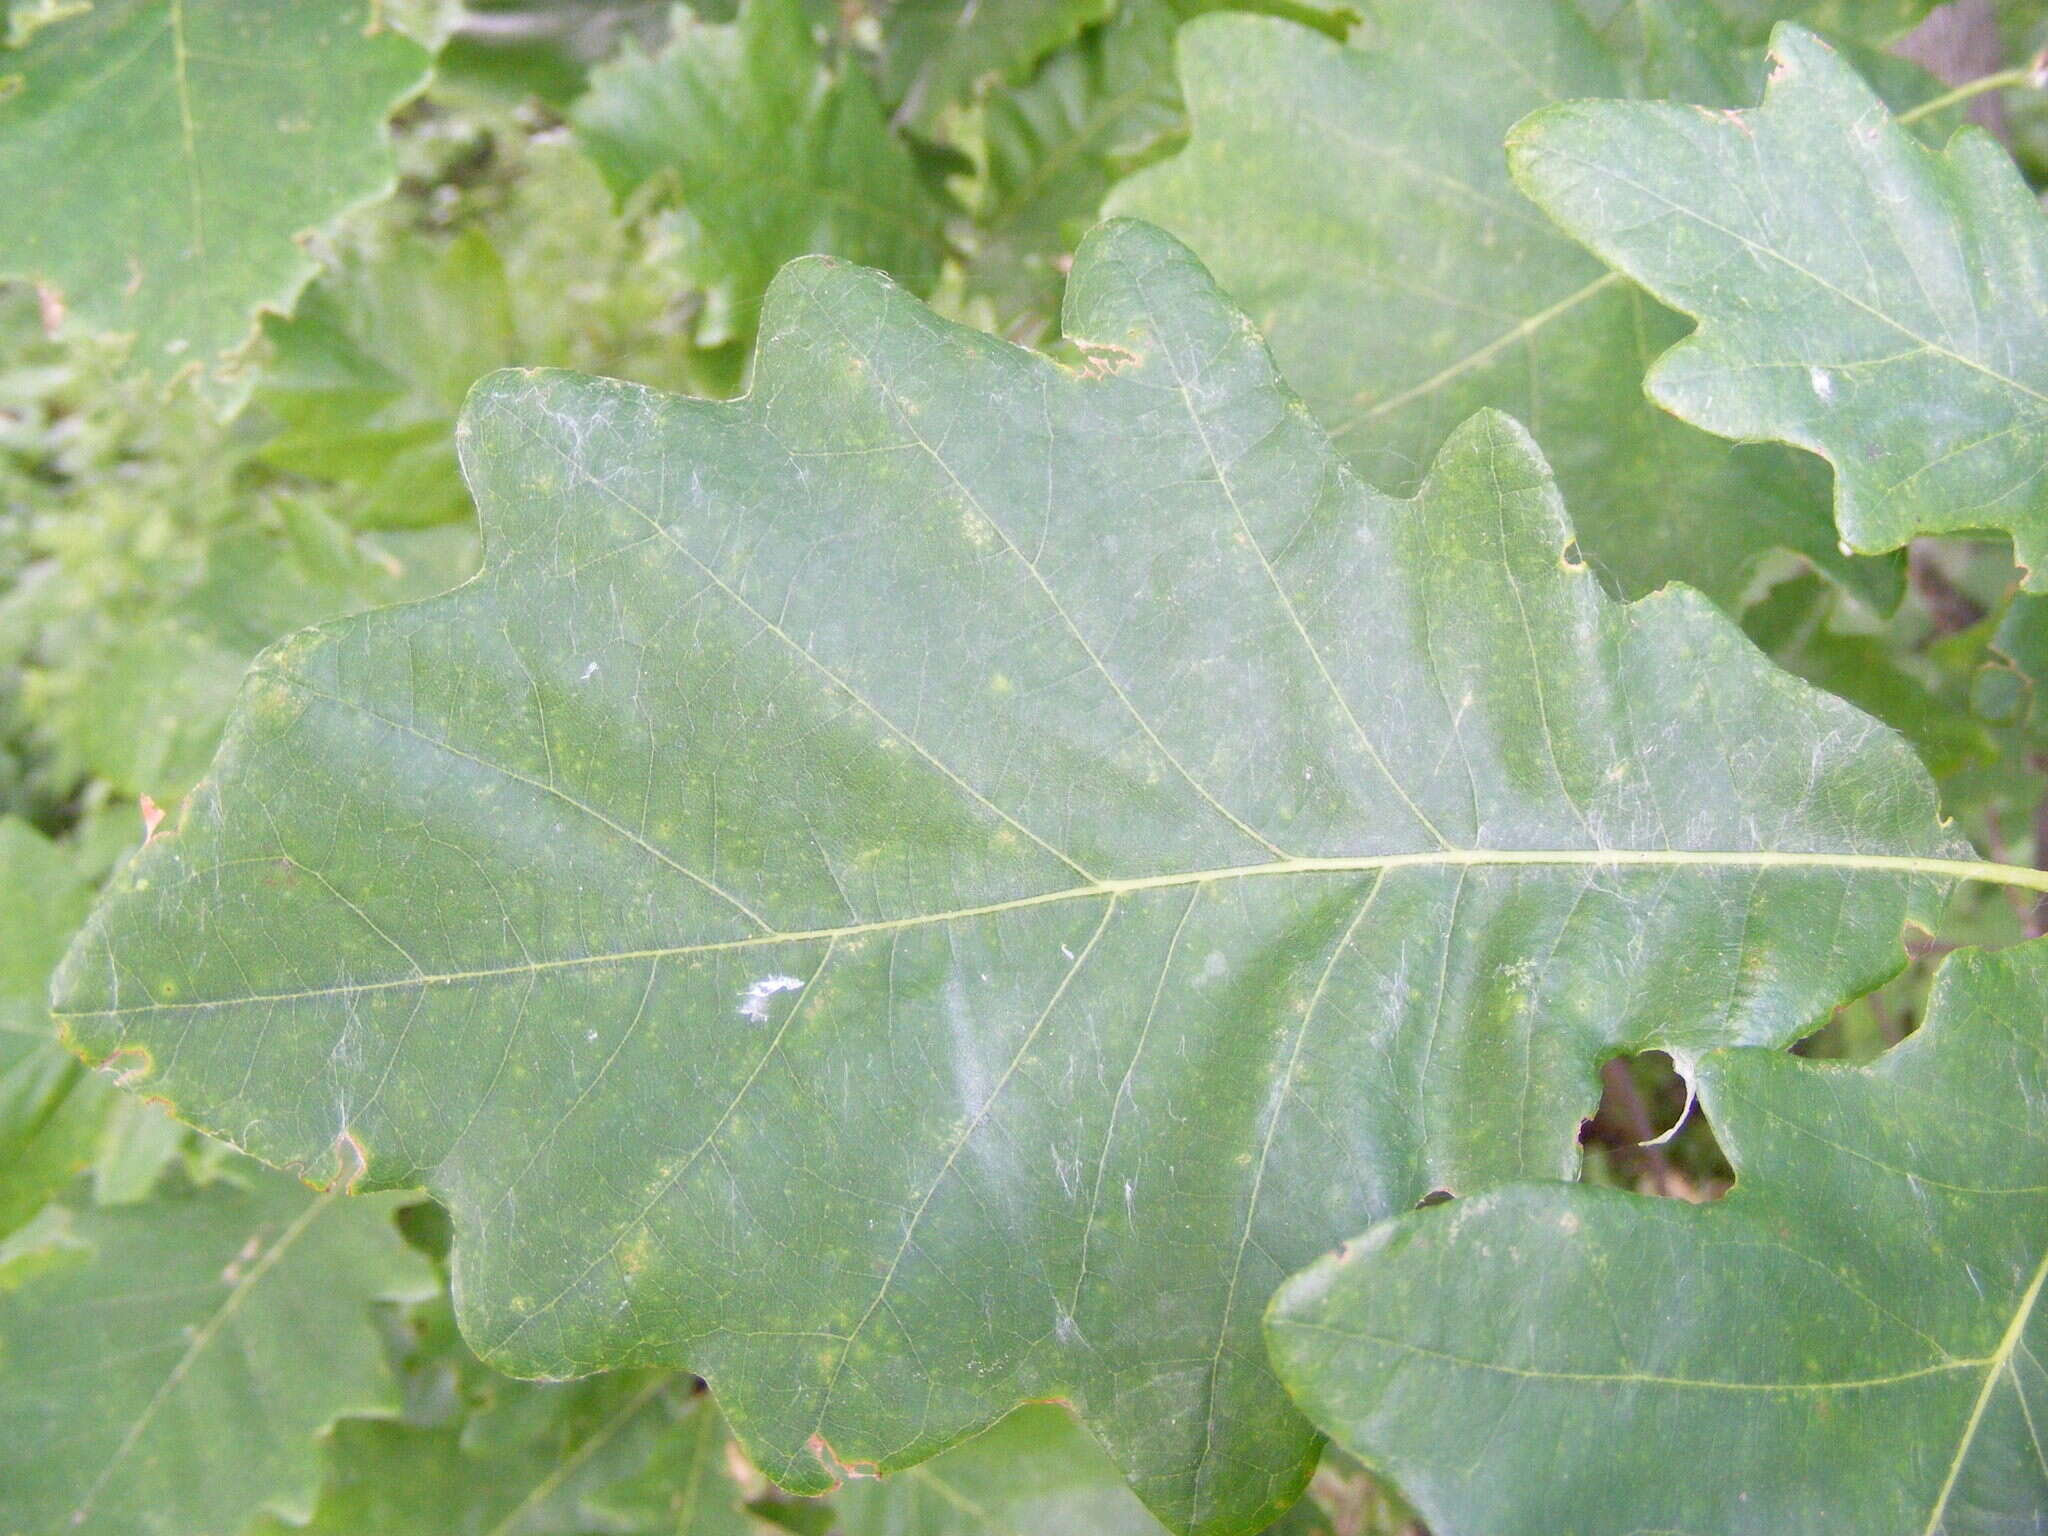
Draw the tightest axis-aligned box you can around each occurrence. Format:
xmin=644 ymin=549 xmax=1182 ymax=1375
xmin=1797 ymin=951 xmax=1933 ymax=1064
xmin=1559 ymin=538 xmax=1585 ymax=571
xmin=1580 ymin=1050 xmax=1729 ymax=1202
xmin=1414 ymin=1188 xmax=1453 ymax=1210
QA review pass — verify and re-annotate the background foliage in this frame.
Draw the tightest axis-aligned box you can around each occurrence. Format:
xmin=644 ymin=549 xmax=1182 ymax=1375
xmin=5 ymin=1 xmax=2048 ymax=1533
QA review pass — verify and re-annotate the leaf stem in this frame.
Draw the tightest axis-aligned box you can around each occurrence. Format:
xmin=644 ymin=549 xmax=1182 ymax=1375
xmin=1897 ymin=57 xmax=2048 ymax=126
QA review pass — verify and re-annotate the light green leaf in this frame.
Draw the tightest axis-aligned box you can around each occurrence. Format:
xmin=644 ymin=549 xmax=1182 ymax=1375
xmin=1107 ymin=3 xmax=1896 ymax=611
xmin=24 ymin=515 xmax=478 ymax=803
xmin=879 ymin=0 xmax=1114 ymax=127
xmin=254 ymin=1371 xmax=691 ymax=1536
xmin=0 ymin=816 xmax=107 ymax=1234
xmin=829 ymin=1402 xmax=1178 ymax=1534
xmin=0 ymin=814 xmax=91 ymax=1058
xmin=0 ymin=0 xmax=429 ymax=376
xmin=257 ymin=230 xmax=521 ymax=532
xmin=571 ymin=0 xmax=948 ymax=350
xmin=1268 ymin=935 xmax=2048 ymax=1536
xmin=1510 ymin=24 xmax=2048 ymax=588
xmin=55 ymin=221 xmax=1973 ymax=1535
xmin=0 ymin=1170 xmax=435 ymax=1536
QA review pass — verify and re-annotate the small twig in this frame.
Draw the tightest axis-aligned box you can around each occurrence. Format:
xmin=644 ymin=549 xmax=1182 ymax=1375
xmin=1897 ymin=55 xmax=2048 ymax=126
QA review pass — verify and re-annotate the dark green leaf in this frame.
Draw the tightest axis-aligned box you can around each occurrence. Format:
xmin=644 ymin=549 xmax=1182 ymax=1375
xmin=55 ymin=222 xmax=1967 ymax=1534
xmin=571 ymin=0 xmax=948 ymax=349
xmin=1268 ymin=935 xmax=2048 ymax=1536
xmin=878 ymin=0 xmax=1114 ymax=127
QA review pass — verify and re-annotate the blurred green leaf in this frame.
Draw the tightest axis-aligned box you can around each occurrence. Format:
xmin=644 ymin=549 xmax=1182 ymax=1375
xmin=0 ymin=0 xmax=429 ymax=379
xmin=12 ymin=515 xmax=477 ymax=802
xmin=0 ymin=815 xmax=105 ymax=1235
xmin=259 ymin=231 xmax=521 ymax=531
xmin=254 ymin=1371 xmax=690 ymax=1536
xmin=878 ymin=0 xmax=1115 ymax=127
xmin=0 ymin=1169 xmax=436 ymax=1536
xmin=960 ymin=0 xmax=1360 ymax=341
xmin=1744 ymin=570 xmax=2000 ymax=779
xmin=827 ymin=1403 xmax=1178 ymax=1534
xmin=572 ymin=0 xmax=949 ymax=348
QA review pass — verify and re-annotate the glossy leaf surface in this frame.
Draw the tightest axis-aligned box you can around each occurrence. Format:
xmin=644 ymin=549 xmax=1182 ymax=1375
xmin=56 ymin=222 xmax=1965 ymax=1534
xmin=1269 ymin=937 xmax=2048 ymax=1536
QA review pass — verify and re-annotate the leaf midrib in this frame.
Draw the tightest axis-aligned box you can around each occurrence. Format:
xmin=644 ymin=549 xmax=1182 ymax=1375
xmin=1274 ymin=1316 xmax=1985 ymax=1393
xmin=58 ymin=846 xmax=2047 ymax=1022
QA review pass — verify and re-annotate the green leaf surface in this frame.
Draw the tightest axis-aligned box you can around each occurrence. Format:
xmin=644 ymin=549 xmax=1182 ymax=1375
xmin=878 ymin=0 xmax=1114 ymax=127
xmin=1107 ymin=3 xmax=1897 ymax=611
xmin=1511 ymin=24 xmax=2048 ymax=588
xmin=829 ymin=1402 xmax=1176 ymax=1534
xmin=963 ymin=0 xmax=1196 ymax=338
xmin=571 ymin=0 xmax=948 ymax=349
xmin=257 ymin=231 xmax=522 ymax=531
xmin=0 ymin=1170 xmax=435 ymax=1536
xmin=0 ymin=817 xmax=108 ymax=1233
xmin=0 ymin=814 xmax=91 ymax=1061
xmin=253 ymin=1370 xmax=690 ymax=1536
xmin=1268 ymin=935 xmax=2048 ymax=1536
xmin=55 ymin=221 xmax=1970 ymax=1534
xmin=0 ymin=0 xmax=428 ymax=376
